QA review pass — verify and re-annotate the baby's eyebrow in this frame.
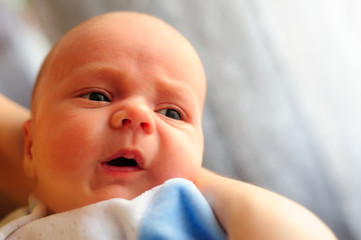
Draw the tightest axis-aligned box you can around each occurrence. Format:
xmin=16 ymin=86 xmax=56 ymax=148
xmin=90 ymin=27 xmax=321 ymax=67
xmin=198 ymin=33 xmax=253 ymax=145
xmin=153 ymin=75 xmax=194 ymax=99
xmin=156 ymin=80 xmax=201 ymax=116
xmin=63 ymin=65 xmax=124 ymax=81
xmin=57 ymin=65 xmax=129 ymax=92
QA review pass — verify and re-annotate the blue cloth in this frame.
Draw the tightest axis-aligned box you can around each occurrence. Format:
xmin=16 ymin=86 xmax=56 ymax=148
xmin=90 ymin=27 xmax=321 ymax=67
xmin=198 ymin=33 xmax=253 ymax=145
xmin=139 ymin=179 xmax=226 ymax=240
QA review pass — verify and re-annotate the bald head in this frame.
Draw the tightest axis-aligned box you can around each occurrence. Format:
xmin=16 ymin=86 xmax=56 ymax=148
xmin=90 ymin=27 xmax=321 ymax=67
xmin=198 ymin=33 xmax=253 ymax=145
xmin=32 ymin=12 xmax=206 ymax=117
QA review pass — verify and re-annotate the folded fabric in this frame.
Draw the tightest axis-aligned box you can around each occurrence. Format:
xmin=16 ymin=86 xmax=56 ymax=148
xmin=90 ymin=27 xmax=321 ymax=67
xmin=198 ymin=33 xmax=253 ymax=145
xmin=0 ymin=178 xmax=226 ymax=240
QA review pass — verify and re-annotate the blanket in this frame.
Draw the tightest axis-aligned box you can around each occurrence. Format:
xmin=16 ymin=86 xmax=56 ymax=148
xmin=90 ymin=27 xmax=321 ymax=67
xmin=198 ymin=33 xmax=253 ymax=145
xmin=0 ymin=178 xmax=226 ymax=239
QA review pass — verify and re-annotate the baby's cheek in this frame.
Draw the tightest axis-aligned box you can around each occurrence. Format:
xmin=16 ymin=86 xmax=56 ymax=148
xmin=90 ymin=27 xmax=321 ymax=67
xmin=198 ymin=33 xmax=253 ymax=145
xmin=41 ymin=123 xmax=99 ymax=170
xmin=158 ymin=138 xmax=202 ymax=181
xmin=167 ymin=126 xmax=202 ymax=166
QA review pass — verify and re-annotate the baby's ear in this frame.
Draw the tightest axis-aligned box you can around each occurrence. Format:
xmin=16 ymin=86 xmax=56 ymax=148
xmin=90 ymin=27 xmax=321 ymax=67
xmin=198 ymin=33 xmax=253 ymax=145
xmin=23 ymin=120 xmax=37 ymax=180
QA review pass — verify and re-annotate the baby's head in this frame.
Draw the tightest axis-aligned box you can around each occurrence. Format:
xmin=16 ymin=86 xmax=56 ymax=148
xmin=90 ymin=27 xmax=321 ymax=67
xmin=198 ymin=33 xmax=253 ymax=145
xmin=23 ymin=12 xmax=206 ymax=213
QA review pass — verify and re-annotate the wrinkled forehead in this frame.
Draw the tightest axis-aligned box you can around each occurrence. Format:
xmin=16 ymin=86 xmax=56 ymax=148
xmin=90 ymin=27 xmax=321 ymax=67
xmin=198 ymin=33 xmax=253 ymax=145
xmin=32 ymin=12 xmax=206 ymax=113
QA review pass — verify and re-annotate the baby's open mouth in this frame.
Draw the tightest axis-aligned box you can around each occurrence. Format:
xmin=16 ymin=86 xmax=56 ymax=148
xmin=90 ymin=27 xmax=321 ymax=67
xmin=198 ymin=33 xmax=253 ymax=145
xmin=106 ymin=157 xmax=138 ymax=167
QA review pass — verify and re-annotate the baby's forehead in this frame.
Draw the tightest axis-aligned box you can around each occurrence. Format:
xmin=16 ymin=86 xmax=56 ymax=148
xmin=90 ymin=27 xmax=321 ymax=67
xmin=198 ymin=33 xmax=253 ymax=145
xmin=33 ymin=12 xmax=206 ymax=110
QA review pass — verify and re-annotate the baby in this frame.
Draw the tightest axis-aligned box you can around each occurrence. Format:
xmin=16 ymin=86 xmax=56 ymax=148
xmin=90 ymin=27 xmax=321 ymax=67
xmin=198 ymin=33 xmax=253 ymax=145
xmin=23 ymin=11 xmax=206 ymax=214
xmin=0 ymin=11 xmax=337 ymax=239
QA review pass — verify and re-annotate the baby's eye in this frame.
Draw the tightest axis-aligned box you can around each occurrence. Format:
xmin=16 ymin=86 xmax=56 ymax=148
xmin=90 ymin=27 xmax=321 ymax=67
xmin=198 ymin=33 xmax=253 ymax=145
xmin=157 ymin=108 xmax=182 ymax=120
xmin=81 ymin=92 xmax=110 ymax=102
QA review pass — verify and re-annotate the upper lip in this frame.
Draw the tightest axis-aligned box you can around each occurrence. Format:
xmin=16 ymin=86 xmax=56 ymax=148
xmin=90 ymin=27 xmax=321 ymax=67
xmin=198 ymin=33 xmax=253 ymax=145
xmin=103 ymin=148 xmax=144 ymax=168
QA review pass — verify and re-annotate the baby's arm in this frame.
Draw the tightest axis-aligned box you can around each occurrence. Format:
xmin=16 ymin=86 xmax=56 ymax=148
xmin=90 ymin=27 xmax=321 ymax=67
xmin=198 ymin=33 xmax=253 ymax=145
xmin=195 ymin=168 xmax=337 ymax=240
xmin=0 ymin=94 xmax=34 ymax=210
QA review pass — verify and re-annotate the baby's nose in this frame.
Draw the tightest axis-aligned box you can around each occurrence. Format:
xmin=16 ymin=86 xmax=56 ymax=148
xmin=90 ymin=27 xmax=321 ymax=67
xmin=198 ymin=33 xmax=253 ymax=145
xmin=110 ymin=102 xmax=155 ymax=134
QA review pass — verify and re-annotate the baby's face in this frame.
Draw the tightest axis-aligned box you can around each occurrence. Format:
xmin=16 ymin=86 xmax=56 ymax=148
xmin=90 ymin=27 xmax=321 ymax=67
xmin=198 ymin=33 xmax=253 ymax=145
xmin=24 ymin=13 xmax=206 ymax=213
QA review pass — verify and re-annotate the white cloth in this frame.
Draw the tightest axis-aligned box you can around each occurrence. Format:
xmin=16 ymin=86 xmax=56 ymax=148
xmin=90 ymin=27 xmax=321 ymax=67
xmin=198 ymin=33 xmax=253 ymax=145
xmin=0 ymin=178 xmax=226 ymax=240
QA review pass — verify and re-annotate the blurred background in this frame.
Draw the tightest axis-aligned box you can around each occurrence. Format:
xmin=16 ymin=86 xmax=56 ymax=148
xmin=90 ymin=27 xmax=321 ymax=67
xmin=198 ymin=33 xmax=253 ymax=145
xmin=1 ymin=0 xmax=361 ymax=239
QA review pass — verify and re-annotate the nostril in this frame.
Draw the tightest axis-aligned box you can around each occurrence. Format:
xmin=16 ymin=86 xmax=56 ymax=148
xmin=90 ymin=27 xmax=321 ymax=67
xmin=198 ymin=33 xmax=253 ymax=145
xmin=122 ymin=119 xmax=131 ymax=125
xmin=140 ymin=121 xmax=154 ymax=134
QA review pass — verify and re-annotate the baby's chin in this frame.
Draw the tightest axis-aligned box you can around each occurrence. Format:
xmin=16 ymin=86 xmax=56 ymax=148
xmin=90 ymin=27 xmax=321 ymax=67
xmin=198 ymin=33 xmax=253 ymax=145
xmin=63 ymin=185 xmax=159 ymax=213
